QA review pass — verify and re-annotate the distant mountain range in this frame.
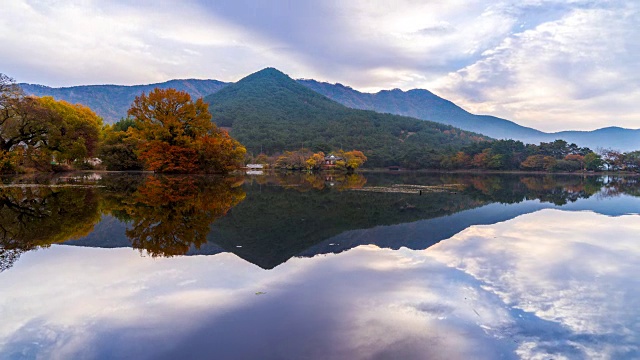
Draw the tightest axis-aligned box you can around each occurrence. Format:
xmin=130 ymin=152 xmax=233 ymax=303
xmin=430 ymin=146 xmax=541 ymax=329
xmin=19 ymin=79 xmax=228 ymax=123
xmin=298 ymin=79 xmax=640 ymax=151
xmin=19 ymin=69 xmax=639 ymax=151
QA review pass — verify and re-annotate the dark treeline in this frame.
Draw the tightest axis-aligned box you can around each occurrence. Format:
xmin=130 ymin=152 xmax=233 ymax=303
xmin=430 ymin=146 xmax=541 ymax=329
xmin=439 ymin=139 xmax=640 ymax=172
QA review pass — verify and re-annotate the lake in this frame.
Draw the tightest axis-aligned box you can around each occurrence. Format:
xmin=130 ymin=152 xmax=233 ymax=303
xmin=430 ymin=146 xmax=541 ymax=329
xmin=0 ymin=172 xmax=638 ymax=359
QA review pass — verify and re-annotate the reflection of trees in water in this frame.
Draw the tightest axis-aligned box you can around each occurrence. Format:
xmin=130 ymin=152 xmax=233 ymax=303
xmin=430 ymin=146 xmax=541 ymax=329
xmin=452 ymin=174 xmax=605 ymax=205
xmin=0 ymin=185 xmax=101 ymax=271
xmin=114 ymin=176 xmax=246 ymax=257
xmin=245 ymin=172 xmax=367 ymax=191
xmin=598 ymin=176 xmax=640 ymax=198
xmin=0 ymin=174 xmax=246 ymax=270
xmin=2 ymin=172 xmax=638 ymax=271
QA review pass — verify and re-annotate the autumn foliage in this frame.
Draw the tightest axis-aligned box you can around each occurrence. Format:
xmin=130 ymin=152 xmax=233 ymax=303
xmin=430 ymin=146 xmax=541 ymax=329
xmin=127 ymin=88 xmax=245 ymax=173
xmin=275 ymin=149 xmax=367 ymax=171
xmin=120 ymin=175 xmax=246 ymax=257
xmin=1 ymin=73 xmax=103 ymax=172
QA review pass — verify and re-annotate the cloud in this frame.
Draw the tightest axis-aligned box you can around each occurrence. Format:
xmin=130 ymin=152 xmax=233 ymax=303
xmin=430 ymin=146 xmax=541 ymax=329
xmin=0 ymin=0 xmax=290 ymax=85
xmin=430 ymin=3 xmax=640 ymax=131
xmin=0 ymin=0 xmax=637 ymax=130
xmin=2 ymin=208 xmax=638 ymax=359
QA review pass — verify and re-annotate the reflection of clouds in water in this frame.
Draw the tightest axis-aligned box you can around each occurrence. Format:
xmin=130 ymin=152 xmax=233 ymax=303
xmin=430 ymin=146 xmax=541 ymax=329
xmin=1 ymin=209 xmax=637 ymax=359
xmin=0 ymin=245 xmax=516 ymax=359
xmin=428 ymin=209 xmax=640 ymax=359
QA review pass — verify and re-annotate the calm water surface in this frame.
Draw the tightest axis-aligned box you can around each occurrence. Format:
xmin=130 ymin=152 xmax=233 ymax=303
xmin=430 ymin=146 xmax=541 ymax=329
xmin=0 ymin=172 xmax=638 ymax=359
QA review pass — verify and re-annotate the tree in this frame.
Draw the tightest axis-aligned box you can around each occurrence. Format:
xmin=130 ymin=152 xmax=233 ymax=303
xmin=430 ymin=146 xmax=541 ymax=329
xmin=305 ymin=152 xmax=325 ymax=170
xmin=128 ymin=88 xmax=245 ymax=173
xmin=98 ymin=118 xmax=144 ymax=171
xmin=564 ymin=154 xmax=585 ymax=170
xmin=584 ymin=152 xmax=603 ymax=171
xmin=37 ymin=96 xmax=103 ymax=163
xmin=599 ymin=148 xmax=623 ymax=171
xmin=521 ymin=155 xmax=556 ymax=171
xmin=1 ymin=75 xmax=104 ymax=172
xmin=275 ymin=150 xmax=310 ymax=170
xmin=1 ymin=76 xmax=55 ymax=154
xmin=339 ymin=150 xmax=367 ymax=171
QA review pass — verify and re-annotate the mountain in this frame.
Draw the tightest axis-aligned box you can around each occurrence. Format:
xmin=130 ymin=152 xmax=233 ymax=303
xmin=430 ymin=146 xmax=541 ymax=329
xmin=552 ymin=127 xmax=640 ymax=151
xmin=18 ymin=71 xmax=639 ymax=151
xmin=204 ymin=68 xmax=489 ymax=167
xmin=298 ymin=79 xmax=640 ymax=151
xmin=297 ymin=79 xmax=546 ymax=141
xmin=19 ymin=79 xmax=228 ymax=124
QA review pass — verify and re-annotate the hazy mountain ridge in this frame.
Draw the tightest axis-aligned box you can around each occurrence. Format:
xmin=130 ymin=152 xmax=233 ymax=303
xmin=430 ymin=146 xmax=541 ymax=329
xmin=19 ymin=79 xmax=228 ymax=124
xmin=298 ymin=79 xmax=639 ymax=151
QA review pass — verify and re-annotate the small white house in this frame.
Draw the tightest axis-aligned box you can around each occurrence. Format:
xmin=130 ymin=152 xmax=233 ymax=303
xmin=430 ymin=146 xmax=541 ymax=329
xmin=246 ymin=164 xmax=264 ymax=169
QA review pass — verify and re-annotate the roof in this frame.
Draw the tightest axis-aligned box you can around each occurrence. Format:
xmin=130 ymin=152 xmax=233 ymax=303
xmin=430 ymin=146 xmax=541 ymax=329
xmin=324 ymin=154 xmax=343 ymax=160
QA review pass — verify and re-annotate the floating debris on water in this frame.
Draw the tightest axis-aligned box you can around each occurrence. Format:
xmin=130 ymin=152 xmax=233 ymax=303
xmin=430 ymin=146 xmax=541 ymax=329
xmin=0 ymin=184 xmax=105 ymax=188
xmin=350 ymin=184 xmax=465 ymax=194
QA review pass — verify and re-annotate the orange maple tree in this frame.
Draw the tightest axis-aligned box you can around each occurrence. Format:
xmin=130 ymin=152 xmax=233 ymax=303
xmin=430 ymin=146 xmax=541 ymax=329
xmin=128 ymin=88 xmax=245 ymax=173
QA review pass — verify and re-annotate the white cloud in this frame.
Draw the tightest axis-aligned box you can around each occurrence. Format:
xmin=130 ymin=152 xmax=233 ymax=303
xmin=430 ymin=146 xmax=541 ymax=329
xmin=0 ymin=0 xmax=637 ymax=130
xmin=430 ymin=4 xmax=640 ymax=131
xmin=1 ymin=208 xmax=638 ymax=358
xmin=0 ymin=0 xmax=290 ymax=86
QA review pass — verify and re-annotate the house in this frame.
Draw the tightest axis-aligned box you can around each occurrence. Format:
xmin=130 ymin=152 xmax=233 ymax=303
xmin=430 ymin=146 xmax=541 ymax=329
xmin=246 ymin=164 xmax=265 ymax=169
xmin=323 ymin=154 xmax=343 ymax=166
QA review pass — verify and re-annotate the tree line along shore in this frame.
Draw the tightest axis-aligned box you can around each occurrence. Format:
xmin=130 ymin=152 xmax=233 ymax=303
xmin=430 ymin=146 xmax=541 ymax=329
xmin=2 ymin=73 xmax=638 ymax=174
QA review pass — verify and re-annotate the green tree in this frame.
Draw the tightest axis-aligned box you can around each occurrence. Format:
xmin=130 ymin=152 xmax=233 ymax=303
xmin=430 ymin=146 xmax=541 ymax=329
xmin=584 ymin=152 xmax=604 ymax=171
xmin=98 ymin=118 xmax=144 ymax=171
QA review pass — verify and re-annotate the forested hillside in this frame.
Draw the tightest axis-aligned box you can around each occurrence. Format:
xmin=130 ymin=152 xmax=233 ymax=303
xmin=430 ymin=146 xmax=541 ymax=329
xmin=204 ymin=68 xmax=489 ymax=167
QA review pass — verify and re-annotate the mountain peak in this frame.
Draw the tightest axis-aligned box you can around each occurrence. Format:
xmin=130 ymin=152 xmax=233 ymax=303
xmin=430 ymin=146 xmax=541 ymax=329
xmin=240 ymin=67 xmax=291 ymax=82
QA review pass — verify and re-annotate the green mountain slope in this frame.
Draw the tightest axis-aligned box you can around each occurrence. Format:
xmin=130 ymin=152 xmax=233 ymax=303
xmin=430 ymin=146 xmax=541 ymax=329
xmin=19 ymin=79 xmax=228 ymax=123
xmin=204 ymin=68 xmax=489 ymax=167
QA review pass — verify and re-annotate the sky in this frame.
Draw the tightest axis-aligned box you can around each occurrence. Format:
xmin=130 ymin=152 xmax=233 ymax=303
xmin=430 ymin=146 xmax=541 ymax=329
xmin=0 ymin=0 xmax=638 ymax=132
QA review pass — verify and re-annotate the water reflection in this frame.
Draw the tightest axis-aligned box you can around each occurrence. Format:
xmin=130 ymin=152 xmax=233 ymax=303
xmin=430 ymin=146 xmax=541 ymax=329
xmin=107 ymin=176 xmax=245 ymax=257
xmin=427 ymin=210 xmax=640 ymax=359
xmin=0 ymin=209 xmax=637 ymax=359
xmin=0 ymin=174 xmax=245 ymax=271
xmin=0 ymin=172 xmax=639 ymax=272
xmin=0 ymin=183 xmax=101 ymax=271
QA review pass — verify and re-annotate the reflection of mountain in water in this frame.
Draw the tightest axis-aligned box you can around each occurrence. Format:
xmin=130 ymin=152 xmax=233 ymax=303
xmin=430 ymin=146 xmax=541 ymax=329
xmin=299 ymin=191 xmax=640 ymax=258
xmin=2 ymin=172 xmax=638 ymax=272
xmin=205 ymin=174 xmax=638 ymax=268
xmin=207 ymin=176 xmax=482 ymax=269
